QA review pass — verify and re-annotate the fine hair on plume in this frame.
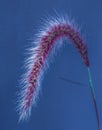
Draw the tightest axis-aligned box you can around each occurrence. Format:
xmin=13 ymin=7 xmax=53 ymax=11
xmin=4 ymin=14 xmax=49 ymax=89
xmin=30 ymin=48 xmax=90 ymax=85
xmin=16 ymin=13 xmax=100 ymax=130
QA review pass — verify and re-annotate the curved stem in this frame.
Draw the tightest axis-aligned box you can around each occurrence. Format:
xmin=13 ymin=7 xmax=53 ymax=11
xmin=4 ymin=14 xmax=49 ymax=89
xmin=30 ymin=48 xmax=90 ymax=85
xmin=87 ymin=68 xmax=101 ymax=130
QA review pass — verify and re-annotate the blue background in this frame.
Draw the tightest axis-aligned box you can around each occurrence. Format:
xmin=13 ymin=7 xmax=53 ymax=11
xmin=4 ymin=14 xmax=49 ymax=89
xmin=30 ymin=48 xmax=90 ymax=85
xmin=0 ymin=0 xmax=102 ymax=130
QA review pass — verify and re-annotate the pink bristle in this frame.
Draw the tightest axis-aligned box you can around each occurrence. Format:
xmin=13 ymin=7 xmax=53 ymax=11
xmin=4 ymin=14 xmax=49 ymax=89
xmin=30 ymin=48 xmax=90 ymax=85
xmin=18 ymin=16 xmax=90 ymax=121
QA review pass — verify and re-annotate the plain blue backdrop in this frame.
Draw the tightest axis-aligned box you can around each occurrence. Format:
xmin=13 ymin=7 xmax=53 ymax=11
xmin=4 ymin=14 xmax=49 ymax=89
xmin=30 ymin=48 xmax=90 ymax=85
xmin=0 ymin=0 xmax=102 ymax=130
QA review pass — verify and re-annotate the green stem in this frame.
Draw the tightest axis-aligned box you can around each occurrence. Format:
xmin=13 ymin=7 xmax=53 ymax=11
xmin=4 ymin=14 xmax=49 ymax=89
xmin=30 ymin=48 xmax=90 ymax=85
xmin=87 ymin=67 xmax=100 ymax=130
